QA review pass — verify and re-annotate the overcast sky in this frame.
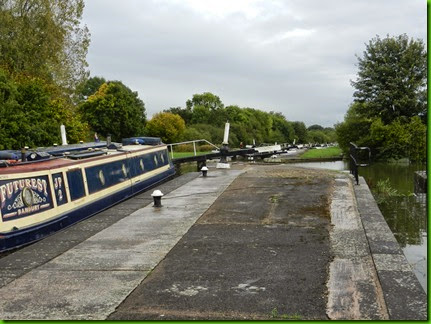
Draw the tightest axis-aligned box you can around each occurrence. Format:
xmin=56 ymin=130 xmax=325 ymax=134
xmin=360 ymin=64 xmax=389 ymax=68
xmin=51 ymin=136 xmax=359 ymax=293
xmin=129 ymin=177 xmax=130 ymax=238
xmin=82 ymin=0 xmax=426 ymax=127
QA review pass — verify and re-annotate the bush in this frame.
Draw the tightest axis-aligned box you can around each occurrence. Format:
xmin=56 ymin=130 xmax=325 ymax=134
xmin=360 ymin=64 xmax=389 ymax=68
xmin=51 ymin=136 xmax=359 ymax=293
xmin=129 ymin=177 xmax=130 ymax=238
xmin=171 ymin=143 xmax=215 ymax=152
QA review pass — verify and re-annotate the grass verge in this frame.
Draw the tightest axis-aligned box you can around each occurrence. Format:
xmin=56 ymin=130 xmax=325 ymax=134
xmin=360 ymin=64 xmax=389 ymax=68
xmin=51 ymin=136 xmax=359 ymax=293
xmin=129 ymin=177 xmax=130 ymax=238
xmin=172 ymin=151 xmax=212 ymax=159
xmin=299 ymin=146 xmax=342 ymax=159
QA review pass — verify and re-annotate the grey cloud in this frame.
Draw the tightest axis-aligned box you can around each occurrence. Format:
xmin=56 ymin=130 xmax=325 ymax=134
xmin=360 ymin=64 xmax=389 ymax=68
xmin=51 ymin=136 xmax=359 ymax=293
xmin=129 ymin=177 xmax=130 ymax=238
xmin=83 ymin=0 xmax=426 ymax=127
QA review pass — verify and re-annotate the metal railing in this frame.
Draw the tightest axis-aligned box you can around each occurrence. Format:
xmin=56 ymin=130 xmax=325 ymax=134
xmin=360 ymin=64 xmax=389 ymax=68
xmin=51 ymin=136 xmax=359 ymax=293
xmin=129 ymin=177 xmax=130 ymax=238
xmin=349 ymin=142 xmax=371 ymax=185
xmin=167 ymin=139 xmax=219 ymax=159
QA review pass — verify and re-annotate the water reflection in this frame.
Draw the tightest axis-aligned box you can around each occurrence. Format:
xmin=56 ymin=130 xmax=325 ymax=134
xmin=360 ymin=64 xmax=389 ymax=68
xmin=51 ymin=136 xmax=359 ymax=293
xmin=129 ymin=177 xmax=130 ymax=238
xmin=378 ymin=196 xmax=427 ymax=247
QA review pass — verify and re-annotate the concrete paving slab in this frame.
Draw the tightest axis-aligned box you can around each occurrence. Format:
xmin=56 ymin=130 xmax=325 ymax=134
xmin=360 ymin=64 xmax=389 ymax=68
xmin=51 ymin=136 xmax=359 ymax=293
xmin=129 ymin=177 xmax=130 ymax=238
xmin=0 ymin=270 xmax=21 ymax=287
xmin=39 ymin=243 xmax=171 ymax=271
xmin=362 ymin=222 xmax=399 ymax=243
xmin=373 ymin=253 xmax=414 ymax=272
xmin=0 ymin=269 xmax=146 ymax=320
xmin=327 ymin=257 xmax=385 ymax=320
xmin=367 ymin=240 xmax=403 ymax=255
xmin=330 ymin=229 xmax=370 ymax=258
xmin=0 ymin=239 xmax=79 ymax=271
xmin=378 ymin=270 xmax=428 ymax=320
xmin=326 ymin=175 xmax=388 ymax=320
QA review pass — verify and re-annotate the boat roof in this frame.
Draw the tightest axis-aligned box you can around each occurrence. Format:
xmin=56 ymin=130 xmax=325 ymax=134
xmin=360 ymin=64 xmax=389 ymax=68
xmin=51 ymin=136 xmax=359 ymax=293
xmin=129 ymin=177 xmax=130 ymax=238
xmin=0 ymin=142 xmax=167 ymax=175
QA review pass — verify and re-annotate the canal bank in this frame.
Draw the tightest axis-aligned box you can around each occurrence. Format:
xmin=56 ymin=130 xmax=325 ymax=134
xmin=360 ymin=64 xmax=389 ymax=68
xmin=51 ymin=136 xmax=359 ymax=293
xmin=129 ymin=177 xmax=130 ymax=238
xmin=0 ymin=164 xmax=426 ymax=320
xmin=288 ymin=160 xmax=427 ymax=292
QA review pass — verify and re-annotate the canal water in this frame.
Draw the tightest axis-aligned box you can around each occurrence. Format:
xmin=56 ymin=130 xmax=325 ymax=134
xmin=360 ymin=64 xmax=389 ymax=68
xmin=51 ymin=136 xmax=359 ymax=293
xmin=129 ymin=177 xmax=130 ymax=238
xmin=290 ymin=160 xmax=427 ymax=293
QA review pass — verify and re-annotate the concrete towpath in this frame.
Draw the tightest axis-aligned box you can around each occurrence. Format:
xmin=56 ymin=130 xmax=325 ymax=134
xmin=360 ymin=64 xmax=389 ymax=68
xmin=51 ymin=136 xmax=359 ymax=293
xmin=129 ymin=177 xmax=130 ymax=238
xmin=0 ymin=164 xmax=426 ymax=320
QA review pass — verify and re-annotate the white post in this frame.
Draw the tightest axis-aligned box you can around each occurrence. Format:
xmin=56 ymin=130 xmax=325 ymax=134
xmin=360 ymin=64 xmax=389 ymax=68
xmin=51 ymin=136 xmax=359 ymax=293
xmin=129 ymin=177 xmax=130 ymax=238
xmin=222 ymin=122 xmax=230 ymax=145
xmin=217 ymin=122 xmax=231 ymax=169
xmin=193 ymin=141 xmax=197 ymax=156
xmin=169 ymin=145 xmax=174 ymax=159
xmin=60 ymin=125 xmax=68 ymax=145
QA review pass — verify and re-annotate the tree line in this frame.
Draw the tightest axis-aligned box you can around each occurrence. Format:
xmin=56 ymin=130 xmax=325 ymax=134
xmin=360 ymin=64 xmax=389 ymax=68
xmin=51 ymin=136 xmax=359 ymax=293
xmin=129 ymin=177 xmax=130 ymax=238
xmin=158 ymin=92 xmax=336 ymax=146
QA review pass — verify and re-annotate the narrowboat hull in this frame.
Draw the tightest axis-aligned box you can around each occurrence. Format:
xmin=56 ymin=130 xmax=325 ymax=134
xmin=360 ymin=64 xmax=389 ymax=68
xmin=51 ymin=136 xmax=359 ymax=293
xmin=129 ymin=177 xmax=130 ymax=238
xmin=0 ymin=142 xmax=175 ymax=251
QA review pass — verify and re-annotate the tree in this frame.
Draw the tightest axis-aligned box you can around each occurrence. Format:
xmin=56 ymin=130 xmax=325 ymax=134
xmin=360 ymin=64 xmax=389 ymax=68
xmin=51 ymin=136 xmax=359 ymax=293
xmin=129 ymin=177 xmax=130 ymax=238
xmin=270 ymin=112 xmax=295 ymax=143
xmin=145 ymin=112 xmax=185 ymax=143
xmin=79 ymin=81 xmax=146 ymax=141
xmin=291 ymin=121 xmax=308 ymax=143
xmin=76 ymin=76 xmax=106 ymax=101
xmin=0 ymin=68 xmax=88 ymax=149
xmin=164 ymin=106 xmax=193 ymax=124
xmin=187 ymin=92 xmax=226 ymax=126
xmin=307 ymin=124 xmax=324 ymax=131
xmin=335 ymin=102 xmax=373 ymax=153
xmin=186 ymin=92 xmax=224 ymax=111
xmin=368 ymin=117 xmax=426 ymax=162
xmin=308 ymin=130 xmax=328 ymax=144
xmin=0 ymin=0 xmax=90 ymax=91
xmin=351 ymin=34 xmax=427 ymax=124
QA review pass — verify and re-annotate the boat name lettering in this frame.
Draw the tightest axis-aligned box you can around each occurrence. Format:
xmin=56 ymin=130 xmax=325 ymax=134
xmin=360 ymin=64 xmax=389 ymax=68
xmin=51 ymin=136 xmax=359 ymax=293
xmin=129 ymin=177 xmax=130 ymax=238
xmin=0 ymin=178 xmax=48 ymax=209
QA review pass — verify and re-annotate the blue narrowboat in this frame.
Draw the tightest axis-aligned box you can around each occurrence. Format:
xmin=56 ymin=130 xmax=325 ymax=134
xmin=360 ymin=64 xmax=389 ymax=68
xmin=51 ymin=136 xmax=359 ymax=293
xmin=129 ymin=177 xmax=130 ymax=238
xmin=0 ymin=137 xmax=175 ymax=251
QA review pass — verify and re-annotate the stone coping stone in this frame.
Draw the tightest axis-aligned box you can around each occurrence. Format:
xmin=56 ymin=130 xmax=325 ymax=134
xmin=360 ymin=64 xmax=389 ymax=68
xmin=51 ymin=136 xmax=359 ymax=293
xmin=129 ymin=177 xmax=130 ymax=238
xmin=353 ymin=176 xmax=427 ymax=320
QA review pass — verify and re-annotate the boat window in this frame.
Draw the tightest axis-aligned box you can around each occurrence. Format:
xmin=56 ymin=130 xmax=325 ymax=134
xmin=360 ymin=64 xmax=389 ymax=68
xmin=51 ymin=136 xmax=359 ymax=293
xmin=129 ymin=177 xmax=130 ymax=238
xmin=143 ymin=154 xmax=154 ymax=171
xmin=52 ymin=172 xmax=67 ymax=206
xmin=140 ymin=159 xmax=144 ymax=171
xmin=67 ymin=169 xmax=86 ymax=201
xmin=154 ymin=155 xmax=158 ymax=167
xmin=85 ymin=160 xmax=130 ymax=194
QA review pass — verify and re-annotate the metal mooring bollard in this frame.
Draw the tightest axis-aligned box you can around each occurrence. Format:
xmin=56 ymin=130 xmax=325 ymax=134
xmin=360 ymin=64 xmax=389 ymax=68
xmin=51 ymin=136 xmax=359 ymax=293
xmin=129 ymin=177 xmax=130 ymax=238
xmin=201 ymin=166 xmax=208 ymax=177
xmin=151 ymin=190 xmax=164 ymax=207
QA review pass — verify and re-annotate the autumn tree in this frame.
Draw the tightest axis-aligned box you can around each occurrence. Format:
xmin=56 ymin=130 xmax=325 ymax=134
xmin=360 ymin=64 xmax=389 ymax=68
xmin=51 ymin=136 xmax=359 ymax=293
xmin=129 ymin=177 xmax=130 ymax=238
xmin=76 ymin=76 xmax=106 ymax=101
xmin=145 ymin=112 xmax=185 ymax=143
xmin=0 ymin=0 xmax=90 ymax=91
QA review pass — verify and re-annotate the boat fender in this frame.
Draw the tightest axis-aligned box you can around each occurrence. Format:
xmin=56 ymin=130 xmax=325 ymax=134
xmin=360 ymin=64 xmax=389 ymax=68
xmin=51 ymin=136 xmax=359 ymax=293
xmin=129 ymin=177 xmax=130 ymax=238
xmin=0 ymin=152 xmax=19 ymax=160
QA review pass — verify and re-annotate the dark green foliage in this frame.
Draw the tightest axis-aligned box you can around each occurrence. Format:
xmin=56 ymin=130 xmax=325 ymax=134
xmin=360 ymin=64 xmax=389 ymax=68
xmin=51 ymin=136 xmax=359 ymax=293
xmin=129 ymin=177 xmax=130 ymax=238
xmin=0 ymin=69 xmax=88 ymax=149
xmin=186 ymin=92 xmax=226 ymax=126
xmin=291 ymin=121 xmax=308 ymax=143
xmin=351 ymin=34 xmax=427 ymax=124
xmin=337 ymin=34 xmax=427 ymax=163
xmin=0 ymin=1 xmax=91 ymax=149
xmin=165 ymin=92 xmax=311 ymax=147
xmin=335 ymin=103 xmax=374 ymax=153
xmin=308 ymin=126 xmax=336 ymax=144
xmin=76 ymin=76 xmax=106 ymax=101
xmin=164 ymin=106 xmax=193 ymax=124
xmin=79 ymin=81 xmax=146 ymax=142
xmin=307 ymin=124 xmax=324 ymax=131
